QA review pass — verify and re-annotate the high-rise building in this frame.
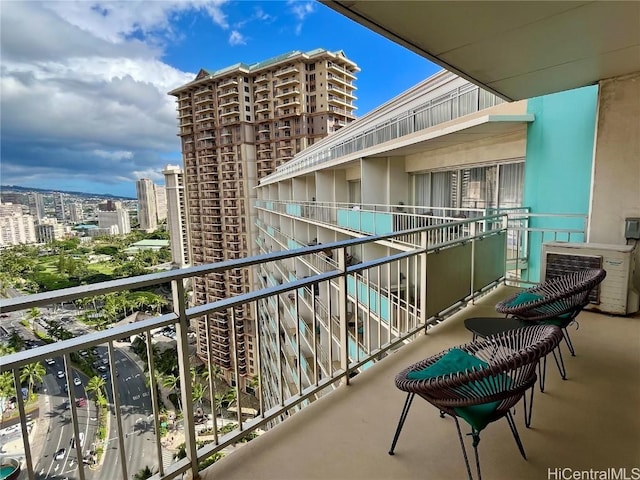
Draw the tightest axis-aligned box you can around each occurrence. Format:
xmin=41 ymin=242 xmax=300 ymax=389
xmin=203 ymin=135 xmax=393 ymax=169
xmin=98 ymin=200 xmax=121 ymax=211
xmin=98 ymin=208 xmax=131 ymax=235
xmin=54 ymin=193 xmax=66 ymax=221
xmin=69 ymin=203 xmax=84 ymax=223
xmin=136 ymin=178 xmax=158 ymax=232
xmin=35 ymin=218 xmax=66 ymax=243
xmin=155 ymin=185 xmax=167 ymax=223
xmin=169 ymin=49 xmax=359 ymax=386
xmin=27 ymin=193 xmax=45 ymax=221
xmin=163 ymin=165 xmax=191 ymax=268
xmin=0 ymin=203 xmax=36 ymax=246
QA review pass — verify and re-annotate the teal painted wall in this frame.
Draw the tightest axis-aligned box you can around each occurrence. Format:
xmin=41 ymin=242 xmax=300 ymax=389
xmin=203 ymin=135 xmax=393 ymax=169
xmin=523 ymin=85 xmax=598 ymax=281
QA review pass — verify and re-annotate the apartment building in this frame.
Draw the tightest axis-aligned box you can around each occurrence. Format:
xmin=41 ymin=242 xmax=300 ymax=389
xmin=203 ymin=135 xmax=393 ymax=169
xmin=169 ymin=49 xmax=359 ymax=385
xmin=35 ymin=217 xmax=66 ymax=243
xmin=27 ymin=192 xmax=45 ymax=221
xmin=69 ymin=202 xmax=84 ymax=223
xmin=97 ymin=208 xmax=131 ymax=235
xmin=0 ymin=202 xmax=36 ymax=246
xmin=54 ymin=192 xmax=66 ymax=221
xmin=163 ymin=165 xmax=191 ymax=268
xmin=252 ymin=68 xmax=625 ymax=413
xmin=136 ymin=178 xmax=158 ymax=232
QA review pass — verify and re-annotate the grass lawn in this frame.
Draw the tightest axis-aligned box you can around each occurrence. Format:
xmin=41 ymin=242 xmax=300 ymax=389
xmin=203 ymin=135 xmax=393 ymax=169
xmin=88 ymin=263 xmax=115 ymax=275
xmin=36 ymin=256 xmax=59 ymax=273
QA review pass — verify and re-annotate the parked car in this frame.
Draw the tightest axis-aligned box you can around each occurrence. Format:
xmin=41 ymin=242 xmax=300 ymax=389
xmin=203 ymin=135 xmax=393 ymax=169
xmin=57 ymin=371 xmax=65 ymax=379
xmin=100 ymin=373 xmax=108 ymax=380
xmin=45 ymin=358 xmax=56 ymax=366
xmin=97 ymin=365 xmax=108 ymax=372
xmin=55 ymin=448 xmax=66 ymax=460
xmin=73 ymin=377 xmax=81 ymax=386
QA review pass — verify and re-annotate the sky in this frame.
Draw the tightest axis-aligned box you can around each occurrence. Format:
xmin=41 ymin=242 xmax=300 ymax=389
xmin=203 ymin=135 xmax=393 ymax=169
xmin=0 ymin=1 xmax=440 ymax=199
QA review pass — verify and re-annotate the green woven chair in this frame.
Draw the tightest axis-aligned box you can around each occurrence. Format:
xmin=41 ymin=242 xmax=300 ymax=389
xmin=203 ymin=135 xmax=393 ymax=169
xmin=389 ymin=325 xmax=562 ymax=480
xmin=495 ymin=268 xmax=606 ymax=384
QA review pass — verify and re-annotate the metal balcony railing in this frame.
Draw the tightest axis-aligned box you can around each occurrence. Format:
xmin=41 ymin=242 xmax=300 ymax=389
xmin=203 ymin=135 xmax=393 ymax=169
xmin=0 ymin=211 xmax=586 ymax=480
xmin=265 ymin=84 xmax=503 ymax=181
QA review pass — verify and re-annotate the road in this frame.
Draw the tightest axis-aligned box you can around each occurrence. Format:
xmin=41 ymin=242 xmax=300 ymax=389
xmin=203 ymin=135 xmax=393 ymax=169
xmin=99 ymin=346 xmax=159 ymax=480
xmin=34 ymin=359 xmax=96 ymax=480
xmin=0 ymin=302 xmax=161 ymax=479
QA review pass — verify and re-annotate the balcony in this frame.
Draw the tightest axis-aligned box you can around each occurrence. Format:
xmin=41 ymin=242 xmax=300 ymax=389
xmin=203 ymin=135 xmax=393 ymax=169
xmin=201 ymin=296 xmax=638 ymax=480
xmin=327 ymin=61 xmax=357 ymax=80
xmin=1 ymin=216 xmax=637 ymax=480
xmin=274 ymin=66 xmax=299 ymax=77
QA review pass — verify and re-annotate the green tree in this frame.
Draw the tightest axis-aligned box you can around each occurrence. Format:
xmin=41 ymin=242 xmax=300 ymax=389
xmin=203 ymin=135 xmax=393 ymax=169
xmin=20 ymin=362 xmax=46 ymax=399
xmin=7 ymin=330 xmax=25 ymax=351
xmin=86 ymin=376 xmax=106 ymax=402
xmin=192 ymin=382 xmax=205 ymax=407
xmin=133 ymin=465 xmax=156 ymax=480
xmin=0 ymin=372 xmax=15 ymax=398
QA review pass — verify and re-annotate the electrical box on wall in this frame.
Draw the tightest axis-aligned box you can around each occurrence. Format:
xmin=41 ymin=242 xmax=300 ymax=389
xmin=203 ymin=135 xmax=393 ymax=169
xmin=541 ymin=242 xmax=639 ymax=315
xmin=624 ymin=217 xmax=640 ymax=240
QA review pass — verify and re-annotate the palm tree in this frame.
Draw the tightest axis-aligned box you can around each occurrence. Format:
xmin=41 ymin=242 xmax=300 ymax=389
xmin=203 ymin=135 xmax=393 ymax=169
xmin=162 ymin=374 xmax=182 ymax=411
xmin=133 ymin=465 xmax=156 ymax=480
xmin=25 ymin=307 xmax=40 ymax=332
xmin=86 ymin=376 xmax=106 ymax=402
xmin=192 ymin=382 xmax=205 ymax=407
xmin=20 ymin=362 xmax=46 ymax=399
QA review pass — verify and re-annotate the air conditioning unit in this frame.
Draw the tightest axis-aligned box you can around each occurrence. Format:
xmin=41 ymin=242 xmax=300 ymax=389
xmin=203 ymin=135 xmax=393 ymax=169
xmin=541 ymin=242 xmax=639 ymax=315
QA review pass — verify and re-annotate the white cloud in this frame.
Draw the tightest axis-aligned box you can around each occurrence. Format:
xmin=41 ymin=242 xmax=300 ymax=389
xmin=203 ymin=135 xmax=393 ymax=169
xmin=287 ymin=0 xmax=315 ymax=35
xmin=0 ymin=1 xmax=230 ymax=195
xmin=93 ymin=150 xmax=135 ymax=161
xmin=229 ymin=30 xmax=246 ymax=46
xmin=288 ymin=0 xmax=315 ymax=21
xmin=43 ymin=0 xmax=230 ymax=43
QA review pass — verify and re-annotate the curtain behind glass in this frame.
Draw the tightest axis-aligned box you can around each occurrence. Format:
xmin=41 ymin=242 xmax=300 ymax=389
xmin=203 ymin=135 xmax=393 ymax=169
xmin=499 ymin=162 xmax=524 ymax=208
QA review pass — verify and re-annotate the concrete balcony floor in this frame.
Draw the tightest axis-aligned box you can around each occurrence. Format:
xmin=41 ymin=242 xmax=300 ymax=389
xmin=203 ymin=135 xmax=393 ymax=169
xmin=202 ymin=286 xmax=640 ymax=480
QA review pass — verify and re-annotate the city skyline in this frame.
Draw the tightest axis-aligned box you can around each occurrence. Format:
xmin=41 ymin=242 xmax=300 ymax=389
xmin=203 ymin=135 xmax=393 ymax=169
xmin=0 ymin=1 xmax=439 ymax=198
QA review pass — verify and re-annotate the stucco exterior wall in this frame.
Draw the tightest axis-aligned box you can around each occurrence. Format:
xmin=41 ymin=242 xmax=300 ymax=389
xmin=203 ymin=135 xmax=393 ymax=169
xmin=589 ymin=72 xmax=640 ymax=245
xmin=405 ymin=130 xmax=526 ymax=172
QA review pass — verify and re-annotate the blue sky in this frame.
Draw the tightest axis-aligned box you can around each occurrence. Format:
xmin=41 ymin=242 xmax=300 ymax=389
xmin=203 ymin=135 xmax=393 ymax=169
xmin=0 ymin=1 xmax=439 ymax=198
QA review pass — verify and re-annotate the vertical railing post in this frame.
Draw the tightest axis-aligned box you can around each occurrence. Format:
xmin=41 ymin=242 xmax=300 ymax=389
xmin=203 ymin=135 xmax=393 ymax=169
xmin=172 ymin=278 xmax=199 ymax=478
xmin=337 ymin=248 xmax=349 ymax=384
xmin=107 ymin=341 xmax=128 ymax=480
xmin=145 ymin=330 xmax=165 ymax=476
xmin=12 ymin=369 xmax=34 ymax=479
xmin=420 ymin=231 xmax=428 ymax=329
xmin=64 ymin=353 xmax=86 ymax=480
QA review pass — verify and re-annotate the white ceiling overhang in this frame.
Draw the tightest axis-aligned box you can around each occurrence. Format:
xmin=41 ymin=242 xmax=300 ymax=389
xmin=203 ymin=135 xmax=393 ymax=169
xmin=323 ymin=1 xmax=640 ymax=100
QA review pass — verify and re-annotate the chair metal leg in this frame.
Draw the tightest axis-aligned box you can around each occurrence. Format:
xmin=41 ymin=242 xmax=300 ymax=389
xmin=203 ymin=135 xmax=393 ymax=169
xmin=538 ymin=356 xmax=547 ymax=393
xmin=388 ymin=393 xmax=415 ymax=455
xmin=505 ymin=411 xmax=527 ymax=460
xmin=551 ymin=344 xmax=567 ymax=380
xmin=562 ymin=327 xmax=576 ymax=356
xmin=522 ymin=384 xmax=534 ymax=428
xmin=452 ymin=416 xmax=475 ymax=480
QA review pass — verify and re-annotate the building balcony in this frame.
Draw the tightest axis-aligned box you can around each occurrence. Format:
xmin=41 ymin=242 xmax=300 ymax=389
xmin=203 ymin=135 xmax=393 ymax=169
xmin=255 ymin=104 xmax=270 ymax=114
xmin=275 ymin=89 xmax=300 ymax=99
xmin=327 ymin=72 xmax=355 ymax=88
xmin=274 ymin=66 xmax=299 ymax=77
xmin=220 ymin=108 xmax=240 ymax=118
xmin=254 ymin=84 xmax=270 ymax=93
xmin=2 ymin=215 xmax=636 ymax=480
xmin=327 ymin=84 xmax=357 ymax=100
xmin=220 ymin=98 xmax=240 ymax=107
xmin=275 ymin=77 xmax=300 ymax=88
xmin=219 ymin=78 xmax=239 ymax=88
xmin=255 ymin=74 xmax=269 ymax=83
xmin=327 ymin=61 xmax=357 ymax=79
xmin=194 ymin=95 xmax=214 ymax=104
xmin=327 ymin=95 xmax=353 ymax=108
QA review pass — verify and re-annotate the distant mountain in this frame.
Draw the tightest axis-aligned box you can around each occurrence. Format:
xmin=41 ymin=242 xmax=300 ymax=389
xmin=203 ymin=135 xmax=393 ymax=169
xmin=1 ymin=185 xmax=136 ymax=200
